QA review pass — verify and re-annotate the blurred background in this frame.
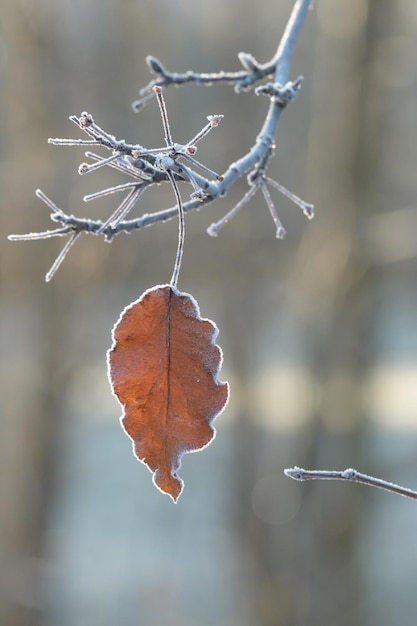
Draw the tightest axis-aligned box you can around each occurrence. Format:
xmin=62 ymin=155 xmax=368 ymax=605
xmin=1 ymin=0 xmax=417 ymax=625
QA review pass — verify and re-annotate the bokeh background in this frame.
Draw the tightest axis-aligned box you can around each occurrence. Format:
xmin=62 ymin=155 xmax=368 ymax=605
xmin=1 ymin=0 xmax=417 ymax=625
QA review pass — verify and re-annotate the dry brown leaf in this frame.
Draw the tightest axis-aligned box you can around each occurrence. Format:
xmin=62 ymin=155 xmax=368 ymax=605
xmin=108 ymin=284 xmax=229 ymax=501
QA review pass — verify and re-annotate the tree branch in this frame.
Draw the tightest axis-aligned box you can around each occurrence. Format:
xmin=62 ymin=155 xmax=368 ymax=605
xmin=9 ymin=0 xmax=314 ymax=280
xmin=285 ymin=467 xmax=417 ymax=502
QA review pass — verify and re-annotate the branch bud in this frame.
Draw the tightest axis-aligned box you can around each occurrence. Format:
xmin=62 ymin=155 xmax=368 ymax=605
xmin=146 ymin=56 xmax=166 ymax=76
xmin=79 ymin=112 xmax=94 ymax=128
xmin=207 ymin=115 xmax=224 ymax=127
xmin=238 ymin=51 xmax=260 ymax=72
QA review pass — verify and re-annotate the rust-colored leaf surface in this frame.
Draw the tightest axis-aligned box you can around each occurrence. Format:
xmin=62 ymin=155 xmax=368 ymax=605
xmin=108 ymin=285 xmax=229 ymax=501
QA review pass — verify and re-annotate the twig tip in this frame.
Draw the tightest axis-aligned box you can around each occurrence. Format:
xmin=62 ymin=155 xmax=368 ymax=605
xmin=276 ymin=226 xmax=286 ymax=239
xmin=207 ymin=223 xmax=219 ymax=237
xmin=303 ymin=203 xmax=315 ymax=219
xmin=284 ymin=467 xmax=303 ymax=480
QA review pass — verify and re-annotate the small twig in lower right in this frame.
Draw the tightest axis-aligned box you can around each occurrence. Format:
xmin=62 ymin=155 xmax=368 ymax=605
xmin=284 ymin=467 xmax=417 ymax=502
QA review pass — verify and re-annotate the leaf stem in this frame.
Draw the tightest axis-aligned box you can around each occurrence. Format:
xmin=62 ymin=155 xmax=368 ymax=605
xmin=284 ymin=467 xmax=417 ymax=502
xmin=167 ymin=170 xmax=185 ymax=289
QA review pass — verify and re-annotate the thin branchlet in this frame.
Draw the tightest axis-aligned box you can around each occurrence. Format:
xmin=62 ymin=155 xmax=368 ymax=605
xmin=131 ymin=50 xmax=286 ymax=112
xmin=285 ymin=467 xmax=417 ymax=502
xmin=45 ymin=232 xmax=81 ymax=282
xmin=9 ymin=0 xmax=314 ymax=280
xmin=96 ymin=185 xmax=146 ymax=235
xmin=207 ymin=185 xmax=258 ymax=237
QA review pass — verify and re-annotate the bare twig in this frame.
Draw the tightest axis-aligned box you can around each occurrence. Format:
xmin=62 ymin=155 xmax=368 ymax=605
xmin=264 ymin=176 xmax=314 ymax=218
xmin=207 ymin=185 xmax=258 ymax=237
xmin=96 ymin=185 xmax=146 ymax=235
xmin=131 ymin=0 xmax=312 ymax=113
xmin=45 ymin=231 xmax=82 ymax=282
xmin=284 ymin=467 xmax=417 ymax=502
